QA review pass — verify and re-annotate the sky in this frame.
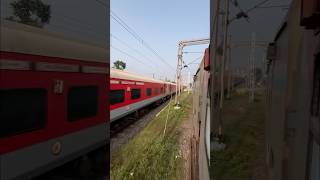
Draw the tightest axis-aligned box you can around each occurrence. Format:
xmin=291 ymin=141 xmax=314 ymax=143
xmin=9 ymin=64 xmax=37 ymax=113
xmin=111 ymin=0 xmax=291 ymax=83
xmin=111 ymin=0 xmax=210 ymax=82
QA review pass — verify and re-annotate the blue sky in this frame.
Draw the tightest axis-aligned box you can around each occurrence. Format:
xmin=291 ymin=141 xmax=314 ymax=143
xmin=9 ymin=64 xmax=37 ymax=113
xmin=111 ymin=0 xmax=210 ymax=82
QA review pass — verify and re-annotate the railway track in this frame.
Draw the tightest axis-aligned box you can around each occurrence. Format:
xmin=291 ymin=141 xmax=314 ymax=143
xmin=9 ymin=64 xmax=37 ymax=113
xmin=110 ymin=98 xmax=171 ymax=138
xmin=110 ymin=98 xmax=172 ymax=152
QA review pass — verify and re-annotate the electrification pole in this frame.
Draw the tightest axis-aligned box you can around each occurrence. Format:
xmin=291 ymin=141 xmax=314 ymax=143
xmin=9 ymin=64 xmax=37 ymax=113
xmin=174 ymin=38 xmax=210 ymax=107
xmin=210 ymin=0 xmax=220 ymax=140
xmin=175 ymin=45 xmax=182 ymax=106
xmin=227 ymin=35 xmax=232 ymax=99
xmin=217 ymin=0 xmax=229 ymax=138
xmin=249 ymin=32 xmax=256 ymax=102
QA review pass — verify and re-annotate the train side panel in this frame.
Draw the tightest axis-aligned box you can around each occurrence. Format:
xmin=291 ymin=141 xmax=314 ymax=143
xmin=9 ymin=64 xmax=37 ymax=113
xmin=110 ymin=70 xmax=176 ymax=122
xmin=265 ymin=0 xmax=320 ymax=179
xmin=0 ymin=17 xmax=108 ymax=180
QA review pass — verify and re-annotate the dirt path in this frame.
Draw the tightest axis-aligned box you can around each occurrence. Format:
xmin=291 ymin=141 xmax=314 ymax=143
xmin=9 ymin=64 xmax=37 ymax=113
xmin=179 ymin=109 xmax=194 ymax=180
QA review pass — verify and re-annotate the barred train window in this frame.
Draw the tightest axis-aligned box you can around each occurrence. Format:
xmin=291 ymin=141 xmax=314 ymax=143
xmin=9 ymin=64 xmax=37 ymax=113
xmin=111 ymin=90 xmax=125 ymax=105
xmin=68 ymin=86 xmax=98 ymax=122
xmin=0 ymin=88 xmax=47 ymax=137
xmin=131 ymin=89 xmax=141 ymax=100
xmin=146 ymin=88 xmax=152 ymax=96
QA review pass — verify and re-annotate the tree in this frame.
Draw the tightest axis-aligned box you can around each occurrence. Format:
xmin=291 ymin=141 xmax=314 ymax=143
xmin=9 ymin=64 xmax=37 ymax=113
xmin=113 ymin=60 xmax=126 ymax=70
xmin=7 ymin=0 xmax=51 ymax=28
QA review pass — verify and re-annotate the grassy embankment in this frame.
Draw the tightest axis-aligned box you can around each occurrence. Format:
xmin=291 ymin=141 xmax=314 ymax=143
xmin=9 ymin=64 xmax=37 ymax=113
xmin=111 ymin=93 xmax=192 ymax=180
xmin=211 ymin=89 xmax=266 ymax=180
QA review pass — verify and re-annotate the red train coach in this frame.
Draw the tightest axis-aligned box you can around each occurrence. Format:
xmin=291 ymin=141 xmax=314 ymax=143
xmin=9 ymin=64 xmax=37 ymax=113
xmin=0 ymin=20 xmax=108 ymax=179
xmin=110 ymin=69 xmax=176 ymax=122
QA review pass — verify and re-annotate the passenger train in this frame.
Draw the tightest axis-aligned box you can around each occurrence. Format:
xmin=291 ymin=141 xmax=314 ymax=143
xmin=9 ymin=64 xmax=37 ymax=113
xmin=192 ymin=48 xmax=211 ymax=180
xmin=0 ymin=18 xmax=108 ymax=180
xmin=110 ymin=69 xmax=176 ymax=122
xmin=192 ymin=47 xmax=244 ymax=179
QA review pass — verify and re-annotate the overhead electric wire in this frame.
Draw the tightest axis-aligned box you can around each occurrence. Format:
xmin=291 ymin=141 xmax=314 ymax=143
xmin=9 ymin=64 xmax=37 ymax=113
xmin=111 ymin=34 xmax=162 ymax=74
xmin=229 ymin=0 xmax=279 ymax=23
xmin=110 ymin=12 xmax=142 ymax=43
xmin=110 ymin=11 xmax=175 ymax=70
xmin=111 ymin=34 xmax=153 ymax=62
xmin=110 ymin=15 xmax=142 ymax=44
xmin=186 ymin=56 xmax=203 ymax=66
xmin=111 ymin=45 xmax=157 ymax=70
xmin=183 ymin=51 xmax=204 ymax=54
xmin=255 ymin=5 xmax=289 ymax=9
xmin=94 ymin=0 xmax=107 ymax=7
xmin=246 ymin=0 xmax=272 ymax=13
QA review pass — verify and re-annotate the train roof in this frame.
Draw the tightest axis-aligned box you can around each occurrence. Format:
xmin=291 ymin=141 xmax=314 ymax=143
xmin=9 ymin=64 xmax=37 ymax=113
xmin=111 ymin=68 xmax=176 ymax=85
xmin=0 ymin=20 xmax=108 ymax=63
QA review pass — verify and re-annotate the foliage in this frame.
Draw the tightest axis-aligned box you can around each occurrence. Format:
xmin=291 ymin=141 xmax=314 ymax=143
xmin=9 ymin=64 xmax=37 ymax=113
xmin=111 ymin=93 xmax=192 ymax=180
xmin=6 ymin=0 xmax=51 ymax=28
xmin=211 ymin=90 xmax=266 ymax=180
xmin=113 ymin=60 xmax=126 ymax=70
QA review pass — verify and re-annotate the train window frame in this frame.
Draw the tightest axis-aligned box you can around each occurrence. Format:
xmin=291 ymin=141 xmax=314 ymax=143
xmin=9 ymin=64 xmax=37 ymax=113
xmin=67 ymin=86 xmax=98 ymax=122
xmin=131 ymin=89 xmax=141 ymax=100
xmin=110 ymin=89 xmax=125 ymax=105
xmin=146 ymin=88 xmax=152 ymax=96
xmin=0 ymin=88 xmax=47 ymax=138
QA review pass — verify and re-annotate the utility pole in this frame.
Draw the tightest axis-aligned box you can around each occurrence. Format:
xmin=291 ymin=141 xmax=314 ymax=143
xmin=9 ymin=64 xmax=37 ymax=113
xmin=227 ymin=35 xmax=232 ymax=99
xmin=217 ymin=0 xmax=229 ymax=137
xmin=188 ymin=70 xmax=191 ymax=94
xmin=175 ymin=45 xmax=183 ymax=106
xmin=210 ymin=0 xmax=220 ymax=141
xmin=249 ymin=32 xmax=256 ymax=102
xmin=174 ymin=38 xmax=210 ymax=107
xmin=262 ymin=48 xmax=267 ymax=79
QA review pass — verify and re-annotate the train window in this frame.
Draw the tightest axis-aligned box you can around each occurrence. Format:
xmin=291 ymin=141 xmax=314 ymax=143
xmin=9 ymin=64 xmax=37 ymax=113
xmin=111 ymin=90 xmax=125 ymax=105
xmin=146 ymin=88 xmax=152 ymax=96
xmin=68 ymin=86 xmax=98 ymax=122
xmin=0 ymin=88 xmax=47 ymax=137
xmin=131 ymin=89 xmax=141 ymax=100
xmin=154 ymin=88 xmax=159 ymax=95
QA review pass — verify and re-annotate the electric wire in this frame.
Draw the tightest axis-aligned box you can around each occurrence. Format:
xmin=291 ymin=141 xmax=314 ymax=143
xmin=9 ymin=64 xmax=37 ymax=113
xmin=111 ymin=45 xmax=157 ymax=71
xmin=110 ymin=11 xmax=175 ymax=70
xmin=111 ymin=33 xmax=162 ymax=75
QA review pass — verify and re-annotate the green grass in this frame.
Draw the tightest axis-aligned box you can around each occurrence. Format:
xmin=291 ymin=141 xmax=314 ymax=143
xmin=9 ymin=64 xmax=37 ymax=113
xmin=111 ymin=93 xmax=192 ymax=180
xmin=211 ymin=90 xmax=266 ymax=180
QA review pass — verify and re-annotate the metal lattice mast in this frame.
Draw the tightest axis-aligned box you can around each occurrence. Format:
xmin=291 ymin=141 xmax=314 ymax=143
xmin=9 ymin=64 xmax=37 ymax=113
xmin=175 ymin=45 xmax=183 ymax=105
xmin=210 ymin=0 xmax=221 ymax=143
xmin=174 ymin=38 xmax=210 ymax=106
xmin=227 ymin=35 xmax=232 ymax=99
xmin=249 ymin=32 xmax=256 ymax=102
xmin=217 ymin=0 xmax=229 ymax=137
